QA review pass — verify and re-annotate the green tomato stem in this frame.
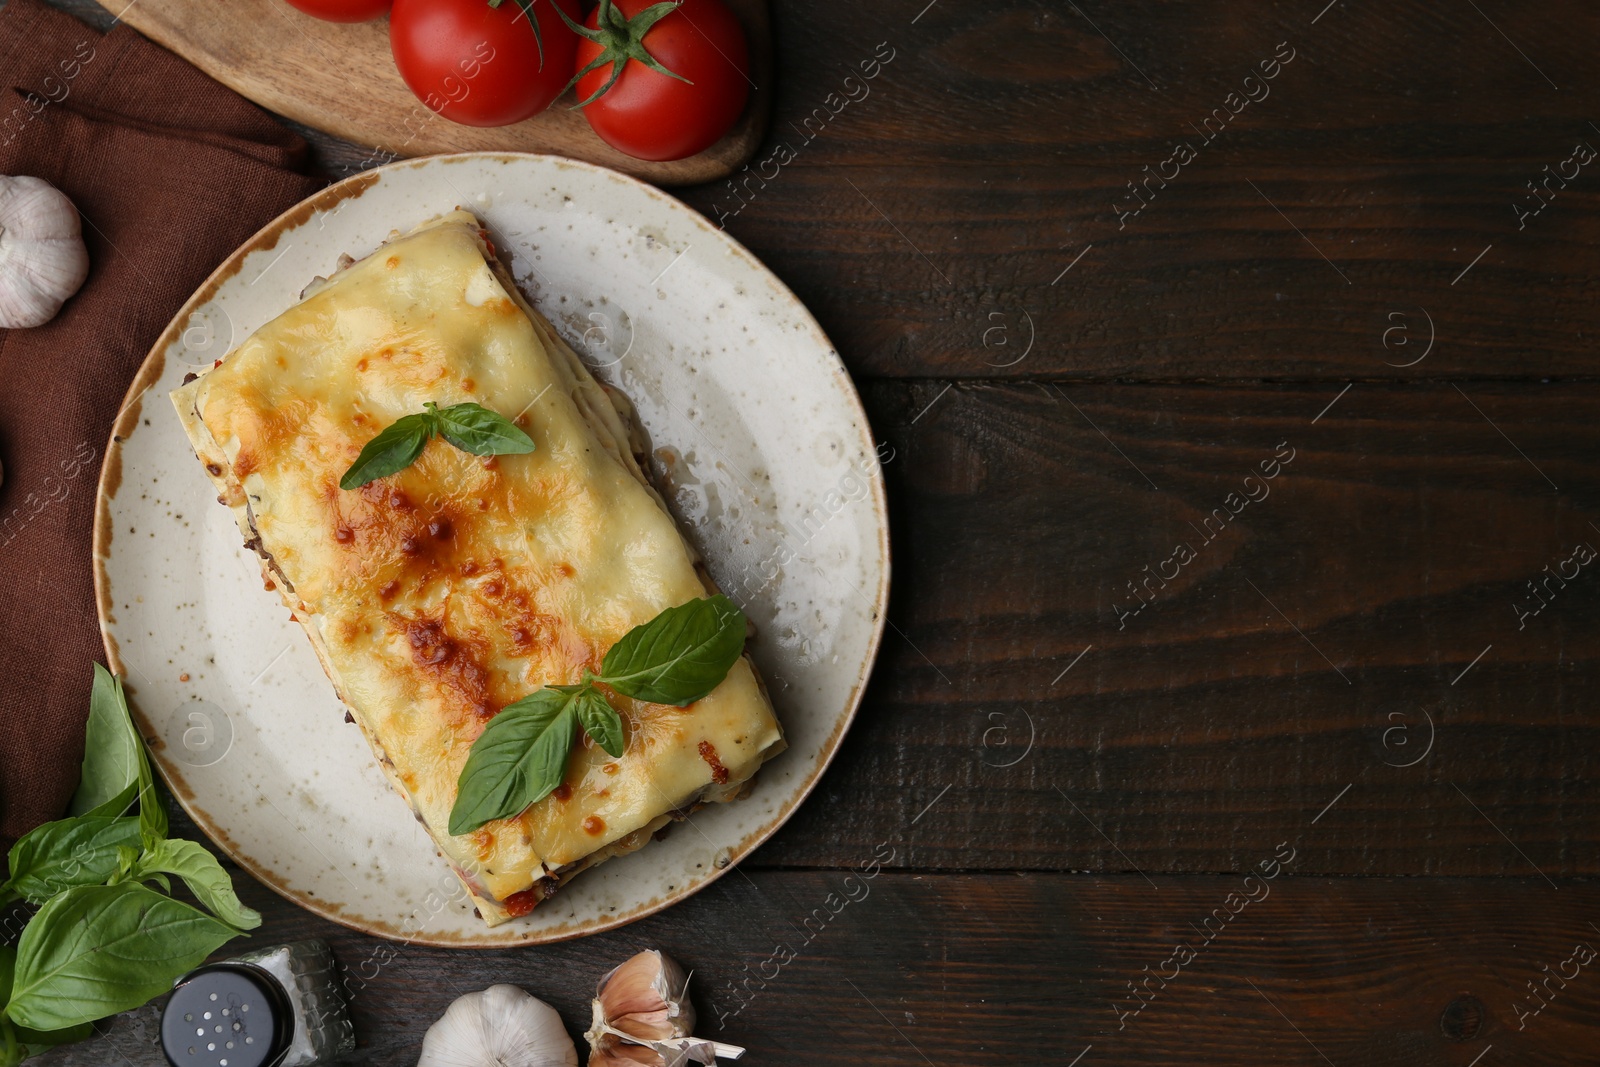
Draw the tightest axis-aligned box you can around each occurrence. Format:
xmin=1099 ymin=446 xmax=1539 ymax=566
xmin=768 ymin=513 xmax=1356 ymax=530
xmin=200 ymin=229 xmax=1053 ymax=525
xmin=553 ymin=0 xmax=693 ymax=108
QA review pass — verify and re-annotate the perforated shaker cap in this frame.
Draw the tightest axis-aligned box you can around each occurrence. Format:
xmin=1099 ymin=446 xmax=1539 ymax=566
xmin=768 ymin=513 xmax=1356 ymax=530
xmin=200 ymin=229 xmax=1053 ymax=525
xmin=160 ymin=963 xmax=294 ymax=1067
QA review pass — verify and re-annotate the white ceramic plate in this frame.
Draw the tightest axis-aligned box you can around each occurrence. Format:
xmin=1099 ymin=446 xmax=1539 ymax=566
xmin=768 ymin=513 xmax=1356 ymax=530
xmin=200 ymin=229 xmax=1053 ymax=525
xmin=93 ymin=154 xmax=888 ymax=947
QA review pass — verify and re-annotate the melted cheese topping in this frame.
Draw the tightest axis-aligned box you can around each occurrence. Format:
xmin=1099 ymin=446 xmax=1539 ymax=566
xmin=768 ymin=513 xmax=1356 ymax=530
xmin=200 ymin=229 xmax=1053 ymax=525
xmin=170 ymin=212 xmax=783 ymax=923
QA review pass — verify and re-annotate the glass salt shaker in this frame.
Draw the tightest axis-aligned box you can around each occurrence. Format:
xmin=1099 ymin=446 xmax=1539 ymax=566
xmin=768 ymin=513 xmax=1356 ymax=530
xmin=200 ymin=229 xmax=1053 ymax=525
xmin=160 ymin=939 xmax=355 ymax=1067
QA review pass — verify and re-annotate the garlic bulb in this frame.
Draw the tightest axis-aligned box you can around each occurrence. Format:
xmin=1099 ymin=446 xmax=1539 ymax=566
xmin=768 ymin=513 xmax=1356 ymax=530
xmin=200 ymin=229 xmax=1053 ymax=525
xmin=0 ymin=176 xmax=88 ymax=328
xmin=417 ymin=985 xmax=578 ymax=1067
xmin=587 ymin=951 xmax=742 ymax=1067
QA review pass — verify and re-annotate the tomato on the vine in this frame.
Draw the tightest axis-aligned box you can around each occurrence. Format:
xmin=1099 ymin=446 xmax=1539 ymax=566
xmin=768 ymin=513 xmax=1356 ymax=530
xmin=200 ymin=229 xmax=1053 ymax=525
xmin=390 ymin=0 xmax=581 ymax=127
xmin=567 ymin=0 xmax=750 ymax=162
xmin=281 ymin=0 xmax=392 ymax=22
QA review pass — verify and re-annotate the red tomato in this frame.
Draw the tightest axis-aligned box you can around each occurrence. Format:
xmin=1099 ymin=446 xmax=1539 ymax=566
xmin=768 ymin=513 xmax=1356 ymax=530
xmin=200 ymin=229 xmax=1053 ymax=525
xmin=574 ymin=0 xmax=750 ymax=161
xmin=390 ymin=0 xmax=581 ymax=127
xmin=281 ymin=0 xmax=391 ymax=22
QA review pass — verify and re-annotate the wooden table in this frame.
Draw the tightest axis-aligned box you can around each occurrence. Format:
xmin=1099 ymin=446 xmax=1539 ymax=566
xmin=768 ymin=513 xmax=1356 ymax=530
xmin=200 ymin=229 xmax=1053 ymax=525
xmin=40 ymin=0 xmax=1600 ymax=1063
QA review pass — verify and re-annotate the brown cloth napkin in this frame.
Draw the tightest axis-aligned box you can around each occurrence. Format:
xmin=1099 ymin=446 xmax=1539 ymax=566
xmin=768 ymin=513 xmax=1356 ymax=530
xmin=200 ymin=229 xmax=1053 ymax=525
xmin=0 ymin=0 xmax=324 ymax=846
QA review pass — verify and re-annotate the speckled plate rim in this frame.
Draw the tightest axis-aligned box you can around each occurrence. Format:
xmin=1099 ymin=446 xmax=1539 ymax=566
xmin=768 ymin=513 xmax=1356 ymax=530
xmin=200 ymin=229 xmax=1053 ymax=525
xmin=91 ymin=152 xmax=890 ymax=947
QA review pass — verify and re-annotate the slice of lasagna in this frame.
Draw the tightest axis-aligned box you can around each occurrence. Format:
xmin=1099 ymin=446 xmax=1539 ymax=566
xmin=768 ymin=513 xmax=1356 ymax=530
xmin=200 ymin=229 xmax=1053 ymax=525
xmin=170 ymin=210 xmax=784 ymax=926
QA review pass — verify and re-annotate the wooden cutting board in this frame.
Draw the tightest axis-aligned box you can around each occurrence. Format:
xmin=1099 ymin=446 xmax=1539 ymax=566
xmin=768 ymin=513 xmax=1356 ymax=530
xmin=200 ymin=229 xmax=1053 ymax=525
xmin=117 ymin=0 xmax=771 ymax=186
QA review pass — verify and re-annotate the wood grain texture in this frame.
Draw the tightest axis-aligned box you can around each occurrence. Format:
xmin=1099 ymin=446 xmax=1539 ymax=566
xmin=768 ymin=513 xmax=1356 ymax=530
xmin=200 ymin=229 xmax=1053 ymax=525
xmin=667 ymin=0 xmax=1600 ymax=380
xmin=28 ymin=834 xmax=1600 ymax=1066
xmin=753 ymin=381 xmax=1600 ymax=877
xmin=690 ymin=162 xmax=1600 ymax=381
xmin=111 ymin=0 xmax=772 ymax=186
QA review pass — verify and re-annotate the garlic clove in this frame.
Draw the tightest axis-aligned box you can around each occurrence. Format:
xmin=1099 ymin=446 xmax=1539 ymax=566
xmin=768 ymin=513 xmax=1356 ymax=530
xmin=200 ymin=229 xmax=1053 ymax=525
xmin=587 ymin=951 xmax=740 ymax=1067
xmin=0 ymin=176 xmax=89 ymax=329
xmin=591 ymin=949 xmax=695 ymax=1043
xmin=418 ymin=984 xmax=578 ymax=1067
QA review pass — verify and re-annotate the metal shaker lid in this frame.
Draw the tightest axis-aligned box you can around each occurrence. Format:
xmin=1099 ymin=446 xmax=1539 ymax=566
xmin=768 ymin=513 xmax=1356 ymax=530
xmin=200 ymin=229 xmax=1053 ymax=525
xmin=160 ymin=962 xmax=294 ymax=1067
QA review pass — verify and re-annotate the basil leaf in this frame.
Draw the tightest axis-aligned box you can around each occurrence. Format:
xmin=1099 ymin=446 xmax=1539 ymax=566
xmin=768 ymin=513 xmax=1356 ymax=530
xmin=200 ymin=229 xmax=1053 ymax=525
xmin=340 ymin=402 xmax=534 ymax=489
xmin=68 ymin=665 xmax=141 ymax=817
xmin=7 ymin=883 xmax=240 ymax=1032
xmin=573 ymin=687 xmax=625 ymax=758
xmin=450 ymin=597 xmax=747 ymax=836
xmin=1 ymin=944 xmax=94 ymax=1061
xmin=5 ymin=816 xmax=142 ymax=905
xmin=131 ymin=840 xmax=260 ymax=931
xmin=598 ymin=595 xmax=747 ymax=705
xmin=339 ymin=411 xmax=435 ymax=490
xmin=431 ymin=401 xmax=536 ymax=457
xmin=81 ymin=781 xmax=138 ymax=821
xmin=65 ymin=666 xmax=164 ymax=848
xmin=449 ymin=690 xmax=577 ymax=836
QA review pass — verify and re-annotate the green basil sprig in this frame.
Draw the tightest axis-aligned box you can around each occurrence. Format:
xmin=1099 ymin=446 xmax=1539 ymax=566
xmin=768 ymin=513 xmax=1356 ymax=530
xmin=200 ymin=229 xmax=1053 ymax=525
xmin=0 ymin=665 xmax=260 ymax=1060
xmin=340 ymin=401 xmax=535 ymax=490
xmin=67 ymin=665 xmax=141 ymax=818
xmin=4 ymin=817 xmax=141 ymax=906
xmin=449 ymin=595 xmax=747 ymax=835
xmin=68 ymin=665 xmax=165 ymax=848
xmin=126 ymin=840 xmax=261 ymax=933
xmin=5 ymin=884 xmax=237 ymax=1032
xmin=449 ymin=689 xmax=577 ymax=837
xmin=596 ymin=594 xmax=751 ymax=705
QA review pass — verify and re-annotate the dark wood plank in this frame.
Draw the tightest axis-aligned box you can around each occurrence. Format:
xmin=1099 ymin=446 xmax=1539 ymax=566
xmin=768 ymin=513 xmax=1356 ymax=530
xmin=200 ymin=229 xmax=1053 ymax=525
xmin=32 ymin=859 xmax=1600 ymax=1065
xmin=535 ymin=0 xmax=1600 ymax=383
xmin=688 ymin=0 xmax=1600 ymax=380
xmin=693 ymin=162 xmax=1600 ymax=381
xmin=754 ymin=380 xmax=1600 ymax=876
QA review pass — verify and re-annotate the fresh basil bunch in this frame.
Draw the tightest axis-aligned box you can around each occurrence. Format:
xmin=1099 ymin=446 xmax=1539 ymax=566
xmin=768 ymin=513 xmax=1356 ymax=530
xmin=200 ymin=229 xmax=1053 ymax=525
xmin=340 ymin=400 xmax=536 ymax=490
xmin=0 ymin=666 xmax=259 ymax=1062
xmin=450 ymin=595 xmax=748 ymax=835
